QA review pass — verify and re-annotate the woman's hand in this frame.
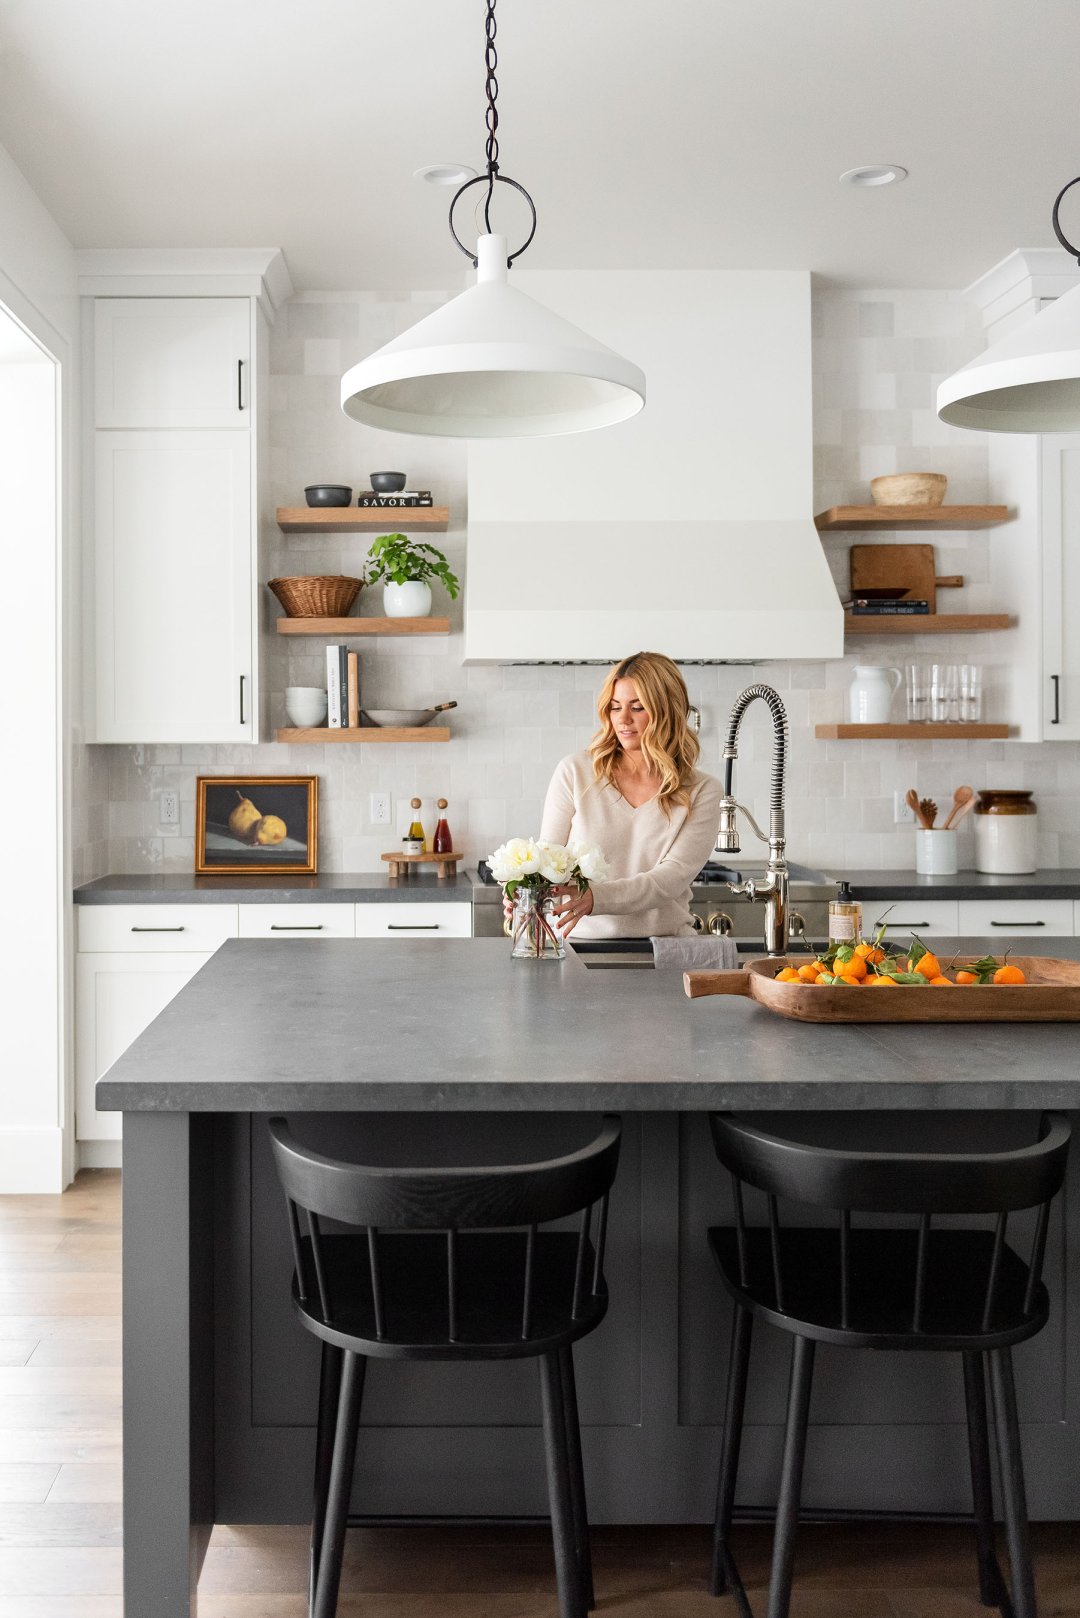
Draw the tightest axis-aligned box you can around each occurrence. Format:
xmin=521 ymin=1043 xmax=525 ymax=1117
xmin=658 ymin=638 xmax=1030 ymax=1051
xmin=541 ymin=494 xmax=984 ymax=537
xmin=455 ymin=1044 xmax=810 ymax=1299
xmin=549 ymin=883 xmax=595 ymax=936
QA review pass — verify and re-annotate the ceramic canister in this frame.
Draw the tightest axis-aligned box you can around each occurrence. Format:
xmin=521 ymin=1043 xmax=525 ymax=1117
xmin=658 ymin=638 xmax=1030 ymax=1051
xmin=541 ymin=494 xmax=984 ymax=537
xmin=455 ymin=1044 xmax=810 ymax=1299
xmin=974 ymin=790 xmax=1038 ymax=874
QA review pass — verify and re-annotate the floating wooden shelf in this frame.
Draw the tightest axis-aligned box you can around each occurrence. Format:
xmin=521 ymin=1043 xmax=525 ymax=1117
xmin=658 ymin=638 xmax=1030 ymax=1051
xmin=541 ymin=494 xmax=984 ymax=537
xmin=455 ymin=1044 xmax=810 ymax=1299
xmin=815 ymin=723 xmax=1010 ymax=740
xmin=276 ymin=616 xmax=450 ymax=636
xmin=276 ymin=727 xmax=450 ymax=744
xmin=845 ymin=613 xmax=1012 ymax=636
xmin=277 ymin=507 xmax=449 ymax=533
xmin=816 ymin=504 xmax=1009 ymax=532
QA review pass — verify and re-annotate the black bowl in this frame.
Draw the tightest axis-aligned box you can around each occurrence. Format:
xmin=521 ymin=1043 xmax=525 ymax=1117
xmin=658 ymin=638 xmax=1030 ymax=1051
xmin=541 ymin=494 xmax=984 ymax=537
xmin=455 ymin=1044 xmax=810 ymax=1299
xmin=304 ymin=485 xmax=353 ymax=507
xmin=368 ymin=471 xmax=407 ymax=494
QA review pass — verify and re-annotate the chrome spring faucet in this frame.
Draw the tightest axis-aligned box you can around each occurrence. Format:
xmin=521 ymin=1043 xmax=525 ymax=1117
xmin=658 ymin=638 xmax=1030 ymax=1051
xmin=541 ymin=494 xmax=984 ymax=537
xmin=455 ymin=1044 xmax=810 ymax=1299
xmin=715 ymin=684 xmax=790 ymax=957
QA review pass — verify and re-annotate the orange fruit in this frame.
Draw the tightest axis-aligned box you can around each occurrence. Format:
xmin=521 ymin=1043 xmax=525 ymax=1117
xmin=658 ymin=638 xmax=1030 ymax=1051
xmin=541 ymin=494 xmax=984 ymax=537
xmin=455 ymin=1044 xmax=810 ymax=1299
xmin=993 ymin=964 xmax=1026 ymax=984
xmin=774 ymin=967 xmax=800 ymax=982
xmin=869 ymin=973 xmax=899 ymax=986
xmin=835 ymin=969 xmax=863 ymax=986
xmin=854 ymin=942 xmax=873 ymax=959
xmin=843 ymin=954 xmax=868 ymax=981
xmin=955 ymin=970 xmax=977 ymax=985
xmin=911 ymin=951 xmax=942 ymax=981
xmin=797 ymin=963 xmax=821 ymax=984
xmin=928 ymin=976 xmax=954 ymax=986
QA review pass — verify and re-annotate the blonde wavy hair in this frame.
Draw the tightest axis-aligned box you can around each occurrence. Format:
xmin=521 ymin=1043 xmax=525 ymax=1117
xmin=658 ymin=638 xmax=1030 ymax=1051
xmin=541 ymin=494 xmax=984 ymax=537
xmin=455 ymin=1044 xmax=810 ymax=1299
xmin=589 ymin=652 xmax=700 ymax=813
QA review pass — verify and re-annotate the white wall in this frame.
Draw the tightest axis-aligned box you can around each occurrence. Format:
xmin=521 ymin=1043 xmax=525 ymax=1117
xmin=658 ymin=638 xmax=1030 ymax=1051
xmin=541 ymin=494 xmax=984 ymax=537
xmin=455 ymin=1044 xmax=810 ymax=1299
xmin=0 ymin=140 xmax=80 ymax=1192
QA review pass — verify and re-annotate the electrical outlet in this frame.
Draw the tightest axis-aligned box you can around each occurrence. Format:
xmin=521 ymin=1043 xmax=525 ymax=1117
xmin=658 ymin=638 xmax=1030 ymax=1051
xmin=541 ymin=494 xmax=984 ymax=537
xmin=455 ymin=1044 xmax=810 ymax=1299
xmin=893 ymin=789 xmax=914 ymax=825
xmin=160 ymin=791 xmax=179 ymax=826
xmin=369 ymin=791 xmax=391 ymax=825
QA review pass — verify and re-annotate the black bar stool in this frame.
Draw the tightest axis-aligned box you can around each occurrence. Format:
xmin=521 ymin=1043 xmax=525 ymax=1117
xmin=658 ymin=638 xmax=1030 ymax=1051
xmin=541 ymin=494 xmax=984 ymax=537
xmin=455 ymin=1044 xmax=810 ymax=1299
xmin=269 ymin=1114 xmax=622 ymax=1618
xmin=706 ymin=1110 xmax=1070 ymax=1618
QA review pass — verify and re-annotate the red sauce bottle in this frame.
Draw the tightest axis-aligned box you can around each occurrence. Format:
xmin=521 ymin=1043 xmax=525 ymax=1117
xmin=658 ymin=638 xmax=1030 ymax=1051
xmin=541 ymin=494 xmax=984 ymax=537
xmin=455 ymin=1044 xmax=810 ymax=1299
xmin=433 ymin=797 xmax=453 ymax=855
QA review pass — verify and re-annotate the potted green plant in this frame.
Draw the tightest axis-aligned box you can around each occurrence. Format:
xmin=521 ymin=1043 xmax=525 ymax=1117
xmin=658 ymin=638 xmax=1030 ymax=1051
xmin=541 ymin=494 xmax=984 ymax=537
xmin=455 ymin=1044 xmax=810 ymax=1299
xmin=366 ymin=533 xmax=460 ymax=618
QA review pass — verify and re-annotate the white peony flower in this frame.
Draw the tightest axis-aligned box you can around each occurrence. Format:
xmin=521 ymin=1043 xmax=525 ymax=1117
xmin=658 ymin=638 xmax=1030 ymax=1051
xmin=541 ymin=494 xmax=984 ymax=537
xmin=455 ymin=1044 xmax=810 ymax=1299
xmin=571 ymin=842 xmax=609 ymax=883
xmin=537 ymin=841 xmax=575 ymax=885
xmin=488 ymin=837 xmax=542 ymax=884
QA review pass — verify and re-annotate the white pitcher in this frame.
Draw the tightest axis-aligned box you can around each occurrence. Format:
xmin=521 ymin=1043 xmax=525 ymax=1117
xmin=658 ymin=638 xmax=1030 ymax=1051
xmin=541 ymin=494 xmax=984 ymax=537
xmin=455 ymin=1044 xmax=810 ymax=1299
xmin=848 ymin=664 xmax=902 ymax=724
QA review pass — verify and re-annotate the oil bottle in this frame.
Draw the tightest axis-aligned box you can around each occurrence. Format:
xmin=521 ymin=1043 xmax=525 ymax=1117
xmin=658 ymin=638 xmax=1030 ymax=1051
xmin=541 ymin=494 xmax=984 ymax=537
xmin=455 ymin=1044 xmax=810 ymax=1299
xmin=433 ymin=798 xmax=453 ymax=854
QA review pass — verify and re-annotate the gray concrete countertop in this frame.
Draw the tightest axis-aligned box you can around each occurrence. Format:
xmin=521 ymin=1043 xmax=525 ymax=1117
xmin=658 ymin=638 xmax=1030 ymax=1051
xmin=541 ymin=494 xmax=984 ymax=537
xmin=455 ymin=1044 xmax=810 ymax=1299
xmin=842 ymin=869 xmax=1080 ymax=900
xmin=74 ymin=872 xmax=475 ymax=904
xmin=98 ymin=934 xmax=1080 ymax=1114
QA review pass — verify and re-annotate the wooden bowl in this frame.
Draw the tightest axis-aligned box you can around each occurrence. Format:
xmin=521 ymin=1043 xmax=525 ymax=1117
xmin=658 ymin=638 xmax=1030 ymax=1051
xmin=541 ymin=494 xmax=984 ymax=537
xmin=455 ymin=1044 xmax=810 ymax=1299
xmin=870 ymin=472 xmax=948 ymax=507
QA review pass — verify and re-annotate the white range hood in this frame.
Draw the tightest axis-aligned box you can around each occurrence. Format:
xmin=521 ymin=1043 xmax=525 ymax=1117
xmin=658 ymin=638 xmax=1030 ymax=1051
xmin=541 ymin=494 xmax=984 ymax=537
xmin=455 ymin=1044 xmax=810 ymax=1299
xmin=465 ymin=269 xmax=842 ymax=663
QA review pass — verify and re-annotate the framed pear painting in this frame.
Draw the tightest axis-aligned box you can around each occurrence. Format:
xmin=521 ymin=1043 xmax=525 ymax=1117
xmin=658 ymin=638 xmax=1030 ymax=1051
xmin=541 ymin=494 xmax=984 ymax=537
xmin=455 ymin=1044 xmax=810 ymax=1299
xmin=195 ymin=776 xmax=318 ymax=875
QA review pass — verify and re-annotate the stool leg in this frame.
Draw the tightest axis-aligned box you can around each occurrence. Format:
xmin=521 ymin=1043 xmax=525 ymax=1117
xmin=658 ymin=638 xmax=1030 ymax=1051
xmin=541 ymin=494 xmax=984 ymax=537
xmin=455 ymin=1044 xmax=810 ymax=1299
xmin=310 ymin=1344 xmax=344 ymax=1612
xmin=558 ymin=1344 xmax=595 ymax=1610
xmin=312 ymin=1350 xmax=366 ymax=1618
xmin=539 ymin=1350 xmax=587 ymax=1618
xmin=710 ymin=1303 xmax=753 ymax=1598
xmin=963 ymin=1350 xmax=1006 ymax=1609
xmin=988 ymin=1347 xmax=1038 ymax=1618
xmin=766 ymin=1334 xmax=815 ymax=1618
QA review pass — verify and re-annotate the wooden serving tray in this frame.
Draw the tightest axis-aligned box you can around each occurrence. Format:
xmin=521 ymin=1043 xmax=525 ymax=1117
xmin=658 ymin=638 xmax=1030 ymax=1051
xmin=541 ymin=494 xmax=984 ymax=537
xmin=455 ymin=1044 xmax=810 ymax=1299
xmin=381 ymin=851 xmax=461 ymax=880
xmin=683 ymin=957 xmax=1080 ymax=1023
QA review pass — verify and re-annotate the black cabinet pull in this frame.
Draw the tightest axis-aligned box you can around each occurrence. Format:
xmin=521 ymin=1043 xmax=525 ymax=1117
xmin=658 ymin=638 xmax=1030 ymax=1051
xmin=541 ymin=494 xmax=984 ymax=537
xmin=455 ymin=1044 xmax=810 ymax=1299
xmin=1051 ymin=673 xmax=1061 ymax=724
xmin=239 ymin=675 xmax=246 ymax=725
xmin=131 ymin=925 xmax=185 ymax=933
xmin=237 ymin=358 xmax=245 ymax=410
xmin=990 ymin=919 xmax=1045 ymax=927
xmin=387 ymin=923 xmax=439 ymax=930
xmin=269 ymin=924 xmax=323 ymax=931
xmin=878 ymin=920 xmax=932 ymax=930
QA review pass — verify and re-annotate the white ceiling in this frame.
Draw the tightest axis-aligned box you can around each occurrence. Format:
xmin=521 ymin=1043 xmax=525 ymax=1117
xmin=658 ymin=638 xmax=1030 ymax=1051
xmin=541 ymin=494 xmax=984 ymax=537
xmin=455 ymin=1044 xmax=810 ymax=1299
xmin=3 ymin=0 xmax=1080 ymax=293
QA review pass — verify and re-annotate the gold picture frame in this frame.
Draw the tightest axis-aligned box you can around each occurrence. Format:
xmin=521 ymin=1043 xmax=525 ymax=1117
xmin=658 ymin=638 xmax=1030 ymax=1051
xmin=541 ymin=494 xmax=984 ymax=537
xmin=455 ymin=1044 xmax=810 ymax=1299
xmin=194 ymin=776 xmax=318 ymax=875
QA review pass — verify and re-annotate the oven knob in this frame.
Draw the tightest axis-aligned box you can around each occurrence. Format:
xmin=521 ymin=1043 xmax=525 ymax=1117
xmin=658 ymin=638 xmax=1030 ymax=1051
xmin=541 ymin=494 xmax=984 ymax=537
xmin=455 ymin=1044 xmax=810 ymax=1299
xmin=691 ymin=912 xmax=705 ymax=933
xmin=707 ymin=911 xmax=734 ymax=937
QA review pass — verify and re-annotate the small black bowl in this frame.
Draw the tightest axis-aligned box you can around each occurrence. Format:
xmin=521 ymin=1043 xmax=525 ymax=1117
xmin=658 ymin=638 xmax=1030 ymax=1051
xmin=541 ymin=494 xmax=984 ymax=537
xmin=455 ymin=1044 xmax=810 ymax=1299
xmin=368 ymin=471 xmax=407 ymax=494
xmin=304 ymin=484 xmax=353 ymax=508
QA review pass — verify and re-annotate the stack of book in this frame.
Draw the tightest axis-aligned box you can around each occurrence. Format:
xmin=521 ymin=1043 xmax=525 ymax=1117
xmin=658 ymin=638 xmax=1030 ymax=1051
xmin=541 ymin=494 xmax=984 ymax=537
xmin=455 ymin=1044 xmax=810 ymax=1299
xmin=326 ymin=646 xmax=361 ymax=727
xmin=356 ymin=490 xmax=434 ymax=508
xmin=850 ymin=598 xmax=931 ymax=616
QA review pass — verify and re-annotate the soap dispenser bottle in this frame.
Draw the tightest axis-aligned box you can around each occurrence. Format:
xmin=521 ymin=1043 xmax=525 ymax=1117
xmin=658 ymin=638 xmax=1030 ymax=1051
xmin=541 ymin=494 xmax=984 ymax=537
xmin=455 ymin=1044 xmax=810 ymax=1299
xmin=828 ymin=881 xmax=862 ymax=947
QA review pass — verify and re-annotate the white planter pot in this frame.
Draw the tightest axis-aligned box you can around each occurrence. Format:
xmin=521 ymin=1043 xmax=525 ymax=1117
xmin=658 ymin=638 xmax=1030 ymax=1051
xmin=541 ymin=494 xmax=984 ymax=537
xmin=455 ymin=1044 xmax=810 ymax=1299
xmin=382 ymin=580 xmax=432 ymax=618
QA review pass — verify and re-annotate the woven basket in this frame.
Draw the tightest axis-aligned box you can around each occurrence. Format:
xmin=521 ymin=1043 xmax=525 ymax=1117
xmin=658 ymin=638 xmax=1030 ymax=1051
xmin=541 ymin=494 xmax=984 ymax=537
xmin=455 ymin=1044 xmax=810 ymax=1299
xmin=268 ymin=575 xmax=363 ymax=617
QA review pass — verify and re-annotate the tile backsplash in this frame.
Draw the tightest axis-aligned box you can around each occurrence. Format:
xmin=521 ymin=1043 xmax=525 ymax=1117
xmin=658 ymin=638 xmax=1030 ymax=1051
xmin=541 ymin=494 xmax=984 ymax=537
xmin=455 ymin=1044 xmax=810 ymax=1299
xmin=73 ymin=285 xmax=1080 ymax=884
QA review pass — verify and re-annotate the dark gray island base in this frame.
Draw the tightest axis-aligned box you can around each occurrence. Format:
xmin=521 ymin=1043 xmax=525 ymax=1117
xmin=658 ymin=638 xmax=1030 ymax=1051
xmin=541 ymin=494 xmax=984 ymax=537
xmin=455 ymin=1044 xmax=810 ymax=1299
xmin=101 ymin=938 xmax=1080 ymax=1618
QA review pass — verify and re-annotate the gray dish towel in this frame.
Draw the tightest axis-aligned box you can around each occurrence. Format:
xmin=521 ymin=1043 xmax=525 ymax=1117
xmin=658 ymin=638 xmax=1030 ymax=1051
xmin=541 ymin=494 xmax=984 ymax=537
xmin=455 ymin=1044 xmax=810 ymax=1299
xmin=651 ymin=934 xmax=740 ymax=971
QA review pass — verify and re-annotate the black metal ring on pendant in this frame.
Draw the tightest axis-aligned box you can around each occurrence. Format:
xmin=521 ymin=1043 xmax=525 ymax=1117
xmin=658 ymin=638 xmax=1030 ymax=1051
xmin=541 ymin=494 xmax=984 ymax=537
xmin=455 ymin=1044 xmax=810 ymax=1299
xmin=1051 ymin=174 xmax=1080 ymax=265
xmin=448 ymin=171 xmax=538 ymax=267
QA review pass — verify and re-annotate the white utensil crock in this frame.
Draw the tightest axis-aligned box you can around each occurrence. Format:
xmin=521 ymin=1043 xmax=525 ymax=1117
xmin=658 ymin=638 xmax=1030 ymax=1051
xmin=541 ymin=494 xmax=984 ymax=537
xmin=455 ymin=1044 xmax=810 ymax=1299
xmin=915 ymin=829 xmax=958 ymax=876
xmin=382 ymin=580 xmax=433 ymax=618
xmin=849 ymin=665 xmax=902 ymax=724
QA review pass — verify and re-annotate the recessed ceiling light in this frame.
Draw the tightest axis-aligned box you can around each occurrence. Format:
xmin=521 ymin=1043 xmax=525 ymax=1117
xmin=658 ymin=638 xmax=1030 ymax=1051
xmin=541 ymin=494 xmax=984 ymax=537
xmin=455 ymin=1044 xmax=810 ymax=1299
xmin=839 ymin=164 xmax=908 ymax=188
xmin=414 ymin=163 xmax=479 ymax=188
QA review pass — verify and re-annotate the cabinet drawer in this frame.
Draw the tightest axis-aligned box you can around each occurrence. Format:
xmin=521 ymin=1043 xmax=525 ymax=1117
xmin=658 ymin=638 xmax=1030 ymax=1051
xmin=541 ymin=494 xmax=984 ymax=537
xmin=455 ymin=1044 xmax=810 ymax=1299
xmin=867 ymin=899 xmax=959 ymax=938
xmin=957 ymin=898 xmax=1074 ymax=937
xmin=354 ymin=902 xmax=472 ymax=938
xmin=239 ymin=903 xmax=355 ymax=939
xmin=78 ymin=904 xmax=238 ymax=953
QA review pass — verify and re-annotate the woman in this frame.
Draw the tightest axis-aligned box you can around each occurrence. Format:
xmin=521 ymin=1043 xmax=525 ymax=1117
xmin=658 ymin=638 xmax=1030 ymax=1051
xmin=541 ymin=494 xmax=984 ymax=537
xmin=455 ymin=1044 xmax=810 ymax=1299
xmin=536 ymin=652 xmax=722 ymax=940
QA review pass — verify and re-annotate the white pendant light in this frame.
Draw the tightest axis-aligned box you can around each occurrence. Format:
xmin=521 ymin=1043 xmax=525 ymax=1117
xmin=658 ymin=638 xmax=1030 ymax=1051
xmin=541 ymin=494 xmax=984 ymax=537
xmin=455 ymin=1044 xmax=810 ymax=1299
xmin=938 ymin=176 xmax=1080 ymax=433
xmin=340 ymin=0 xmax=645 ymax=440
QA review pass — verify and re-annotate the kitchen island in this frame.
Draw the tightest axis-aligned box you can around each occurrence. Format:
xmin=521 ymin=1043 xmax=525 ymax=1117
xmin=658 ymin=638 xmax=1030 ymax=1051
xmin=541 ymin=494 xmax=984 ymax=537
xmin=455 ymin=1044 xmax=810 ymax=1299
xmin=100 ymin=936 xmax=1080 ymax=1617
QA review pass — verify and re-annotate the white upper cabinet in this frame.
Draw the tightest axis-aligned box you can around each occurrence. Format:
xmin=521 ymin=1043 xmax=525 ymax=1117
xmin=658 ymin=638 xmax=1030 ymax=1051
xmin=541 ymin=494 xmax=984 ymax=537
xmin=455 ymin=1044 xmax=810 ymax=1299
xmin=94 ymin=297 xmax=251 ymax=429
xmin=1040 ymin=436 xmax=1080 ymax=741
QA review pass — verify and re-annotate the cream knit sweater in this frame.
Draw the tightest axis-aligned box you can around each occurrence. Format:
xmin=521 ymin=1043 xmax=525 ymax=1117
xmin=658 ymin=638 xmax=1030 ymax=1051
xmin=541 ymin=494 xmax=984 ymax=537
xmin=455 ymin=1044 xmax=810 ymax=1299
xmin=539 ymin=752 xmax=724 ymax=939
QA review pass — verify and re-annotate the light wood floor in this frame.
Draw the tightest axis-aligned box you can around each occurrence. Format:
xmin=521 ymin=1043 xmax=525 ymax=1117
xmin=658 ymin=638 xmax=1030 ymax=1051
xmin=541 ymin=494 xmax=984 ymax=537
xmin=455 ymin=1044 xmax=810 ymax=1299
xmin=0 ymin=1169 xmax=1077 ymax=1617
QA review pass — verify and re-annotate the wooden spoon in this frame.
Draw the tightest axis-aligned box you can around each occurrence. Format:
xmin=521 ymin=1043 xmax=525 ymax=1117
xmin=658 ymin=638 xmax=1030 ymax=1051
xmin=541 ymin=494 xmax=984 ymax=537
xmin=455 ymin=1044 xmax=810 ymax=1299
xmin=906 ymin=788 xmax=930 ymax=829
xmin=948 ymin=795 xmax=977 ymax=830
xmin=943 ymin=784 xmax=975 ymax=830
xmin=919 ymin=797 xmax=938 ymax=829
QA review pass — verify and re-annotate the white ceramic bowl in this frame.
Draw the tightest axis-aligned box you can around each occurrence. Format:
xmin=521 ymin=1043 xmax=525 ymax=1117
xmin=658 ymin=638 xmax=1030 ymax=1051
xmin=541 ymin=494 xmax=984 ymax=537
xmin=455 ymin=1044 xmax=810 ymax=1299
xmin=285 ymin=686 xmax=328 ymax=727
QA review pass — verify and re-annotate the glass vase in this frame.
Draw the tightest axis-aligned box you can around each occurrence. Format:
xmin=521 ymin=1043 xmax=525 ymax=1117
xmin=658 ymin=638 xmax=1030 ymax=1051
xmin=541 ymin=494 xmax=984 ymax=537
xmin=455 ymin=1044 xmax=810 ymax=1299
xmin=510 ymin=888 xmax=565 ymax=960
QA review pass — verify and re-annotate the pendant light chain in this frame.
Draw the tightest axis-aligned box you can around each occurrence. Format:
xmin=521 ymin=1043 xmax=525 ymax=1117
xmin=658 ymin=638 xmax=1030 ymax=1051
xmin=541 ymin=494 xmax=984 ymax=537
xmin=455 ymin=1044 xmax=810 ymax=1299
xmin=483 ymin=0 xmax=500 ymax=232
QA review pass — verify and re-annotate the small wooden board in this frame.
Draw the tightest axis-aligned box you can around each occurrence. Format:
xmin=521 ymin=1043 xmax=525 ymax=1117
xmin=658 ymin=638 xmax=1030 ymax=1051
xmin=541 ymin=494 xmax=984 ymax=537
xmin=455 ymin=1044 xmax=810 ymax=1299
xmin=381 ymin=851 xmax=461 ymax=880
xmin=684 ymin=957 xmax=1080 ymax=1023
xmin=850 ymin=543 xmax=939 ymax=611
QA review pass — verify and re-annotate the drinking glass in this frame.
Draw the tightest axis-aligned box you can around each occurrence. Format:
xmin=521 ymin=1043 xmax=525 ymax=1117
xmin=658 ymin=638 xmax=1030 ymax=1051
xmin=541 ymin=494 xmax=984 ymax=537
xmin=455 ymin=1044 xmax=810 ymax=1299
xmin=959 ymin=664 xmax=983 ymax=722
xmin=929 ymin=663 xmax=960 ymax=723
xmin=905 ymin=664 xmax=930 ymax=722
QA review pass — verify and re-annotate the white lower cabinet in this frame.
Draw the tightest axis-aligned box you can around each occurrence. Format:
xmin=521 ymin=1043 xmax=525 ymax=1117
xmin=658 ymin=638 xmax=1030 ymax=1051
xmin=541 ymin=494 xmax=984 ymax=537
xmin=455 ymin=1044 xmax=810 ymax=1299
xmin=866 ymin=899 xmax=959 ymax=938
xmin=354 ymin=902 xmax=473 ymax=938
xmin=76 ymin=951 xmax=213 ymax=1140
xmin=957 ymin=898 xmax=1074 ymax=938
xmin=238 ymin=903 xmax=355 ymax=938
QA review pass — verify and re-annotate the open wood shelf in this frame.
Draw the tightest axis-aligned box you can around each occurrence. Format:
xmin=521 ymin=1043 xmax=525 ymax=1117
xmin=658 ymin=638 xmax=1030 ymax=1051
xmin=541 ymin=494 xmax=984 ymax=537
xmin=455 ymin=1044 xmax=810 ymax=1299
xmin=276 ymin=727 xmax=450 ymax=744
xmin=277 ymin=507 xmax=449 ymax=533
xmin=815 ymin=722 xmax=1009 ymax=740
xmin=275 ymin=616 xmax=450 ymax=636
xmin=845 ymin=613 xmax=1011 ymax=636
xmin=816 ymin=504 xmax=1009 ymax=532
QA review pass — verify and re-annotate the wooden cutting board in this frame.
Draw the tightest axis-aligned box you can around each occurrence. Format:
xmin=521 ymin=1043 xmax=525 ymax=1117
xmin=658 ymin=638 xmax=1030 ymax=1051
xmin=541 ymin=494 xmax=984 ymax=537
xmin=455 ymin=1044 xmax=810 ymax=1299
xmin=850 ymin=543 xmax=939 ymax=611
xmin=683 ymin=957 xmax=1080 ymax=1022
